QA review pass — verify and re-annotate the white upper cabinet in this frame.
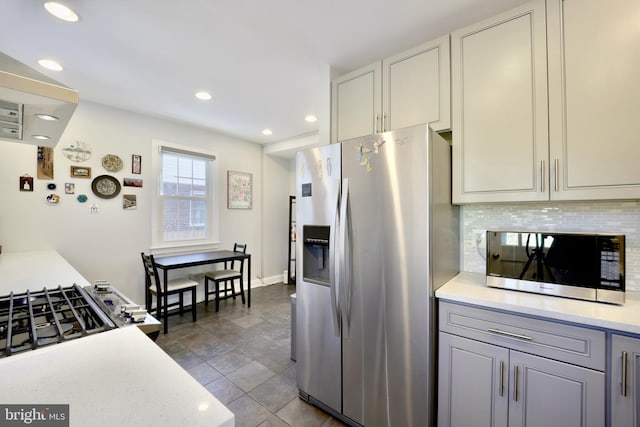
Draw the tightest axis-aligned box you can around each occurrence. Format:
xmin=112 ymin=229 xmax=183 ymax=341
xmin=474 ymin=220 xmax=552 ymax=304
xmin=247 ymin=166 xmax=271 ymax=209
xmin=331 ymin=36 xmax=450 ymax=143
xmin=547 ymin=0 xmax=640 ymax=200
xmin=453 ymin=0 xmax=640 ymax=203
xmin=452 ymin=0 xmax=549 ymax=203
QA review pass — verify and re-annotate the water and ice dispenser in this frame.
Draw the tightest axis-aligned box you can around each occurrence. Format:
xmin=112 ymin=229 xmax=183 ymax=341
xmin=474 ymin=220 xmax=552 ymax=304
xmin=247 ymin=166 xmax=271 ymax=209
xmin=302 ymin=225 xmax=330 ymax=285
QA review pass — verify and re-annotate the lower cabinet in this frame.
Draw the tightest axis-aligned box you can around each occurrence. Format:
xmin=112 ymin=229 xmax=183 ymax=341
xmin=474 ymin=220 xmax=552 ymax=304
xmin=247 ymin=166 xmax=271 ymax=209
xmin=610 ymin=334 xmax=640 ymax=426
xmin=438 ymin=301 xmax=606 ymax=427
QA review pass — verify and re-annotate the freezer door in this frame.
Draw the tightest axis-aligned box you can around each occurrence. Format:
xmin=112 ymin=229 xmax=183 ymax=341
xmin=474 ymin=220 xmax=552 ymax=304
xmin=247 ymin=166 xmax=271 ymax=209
xmin=295 ymin=144 xmax=343 ymax=413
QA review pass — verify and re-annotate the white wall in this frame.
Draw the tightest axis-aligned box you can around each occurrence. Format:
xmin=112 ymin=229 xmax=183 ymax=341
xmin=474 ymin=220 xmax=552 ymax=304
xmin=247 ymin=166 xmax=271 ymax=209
xmin=0 ymin=101 xmax=281 ymax=304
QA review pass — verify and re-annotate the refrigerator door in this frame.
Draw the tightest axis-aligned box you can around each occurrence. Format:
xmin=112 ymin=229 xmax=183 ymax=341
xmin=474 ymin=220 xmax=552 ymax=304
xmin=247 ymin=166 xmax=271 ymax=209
xmin=340 ymin=134 xmax=388 ymax=426
xmin=380 ymin=125 xmax=432 ymax=427
xmin=296 ymin=144 xmax=343 ymax=413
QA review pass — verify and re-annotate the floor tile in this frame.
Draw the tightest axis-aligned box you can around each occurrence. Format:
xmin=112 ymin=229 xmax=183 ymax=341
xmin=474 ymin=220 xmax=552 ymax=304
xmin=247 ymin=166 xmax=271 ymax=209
xmin=204 ymin=376 xmax=244 ymax=405
xmin=226 ymin=395 xmax=271 ymax=427
xmin=187 ymin=361 xmax=223 ymax=386
xmin=226 ymin=360 xmax=276 ymax=392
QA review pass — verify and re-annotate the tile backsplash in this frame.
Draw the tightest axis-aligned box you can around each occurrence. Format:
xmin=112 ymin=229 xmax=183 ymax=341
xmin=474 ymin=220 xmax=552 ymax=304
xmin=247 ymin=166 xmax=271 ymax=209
xmin=462 ymin=201 xmax=640 ymax=291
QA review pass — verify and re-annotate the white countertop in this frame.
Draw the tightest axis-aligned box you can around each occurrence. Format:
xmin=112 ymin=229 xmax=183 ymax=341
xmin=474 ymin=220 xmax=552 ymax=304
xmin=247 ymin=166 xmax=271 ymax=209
xmin=436 ymin=272 xmax=640 ymax=335
xmin=0 ymin=250 xmax=90 ymax=294
xmin=0 ymin=327 xmax=234 ymax=427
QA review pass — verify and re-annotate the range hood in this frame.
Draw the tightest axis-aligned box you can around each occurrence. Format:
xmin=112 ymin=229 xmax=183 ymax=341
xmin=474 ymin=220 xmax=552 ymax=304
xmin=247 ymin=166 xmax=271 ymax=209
xmin=0 ymin=52 xmax=78 ymax=147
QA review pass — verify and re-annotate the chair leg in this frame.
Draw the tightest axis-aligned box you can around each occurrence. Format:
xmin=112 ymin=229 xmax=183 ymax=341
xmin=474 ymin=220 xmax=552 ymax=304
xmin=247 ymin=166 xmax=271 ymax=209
xmin=215 ymin=280 xmax=220 ymax=313
xmin=239 ymin=278 xmax=246 ymax=304
xmin=179 ymin=293 xmax=184 ymax=315
xmin=163 ymin=293 xmax=169 ymax=335
xmin=204 ymin=277 xmax=210 ymax=306
xmin=191 ymin=289 xmax=197 ymax=322
xmin=230 ymin=279 xmax=236 ymax=300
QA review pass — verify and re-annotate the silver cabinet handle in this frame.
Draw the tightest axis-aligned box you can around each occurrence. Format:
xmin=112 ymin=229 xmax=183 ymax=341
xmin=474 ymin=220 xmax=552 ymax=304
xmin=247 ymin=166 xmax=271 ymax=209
xmin=554 ymin=158 xmax=559 ymax=192
xmin=488 ymin=328 xmax=533 ymax=341
xmin=382 ymin=114 xmax=387 ymax=132
xmin=622 ymin=351 xmax=629 ymax=397
xmin=514 ymin=365 xmax=520 ymax=402
xmin=499 ymin=360 xmax=505 ymax=396
xmin=375 ymin=114 xmax=380 ymax=134
xmin=540 ymin=160 xmax=545 ymax=192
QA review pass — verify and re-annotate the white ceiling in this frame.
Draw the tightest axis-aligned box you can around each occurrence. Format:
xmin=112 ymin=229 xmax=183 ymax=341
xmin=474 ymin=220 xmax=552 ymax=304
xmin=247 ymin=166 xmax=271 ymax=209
xmin=0 ymin=0 xmax=528 ymax=145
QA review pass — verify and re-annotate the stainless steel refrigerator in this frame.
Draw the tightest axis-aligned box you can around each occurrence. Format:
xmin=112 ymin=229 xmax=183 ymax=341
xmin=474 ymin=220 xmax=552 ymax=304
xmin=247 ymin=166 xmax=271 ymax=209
xmin=295 ymin=124 xmax=460 ymax=427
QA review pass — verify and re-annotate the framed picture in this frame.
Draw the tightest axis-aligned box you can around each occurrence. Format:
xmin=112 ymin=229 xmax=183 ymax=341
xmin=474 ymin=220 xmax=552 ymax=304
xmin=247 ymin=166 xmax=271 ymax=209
xmin=70 ymin=166 xmax=91 ymax=178
xmin=65 ymin=183 xmax=75 ymax=194
xmin=19 ymin=175 xmax=33 ymax=192
xmin=123 ymin=178 xmax=143 ymax=187
xmin=132 ymin=154 xmax=142 ymax=174
xmin=227 ymin=171 xmax=252 ymax=209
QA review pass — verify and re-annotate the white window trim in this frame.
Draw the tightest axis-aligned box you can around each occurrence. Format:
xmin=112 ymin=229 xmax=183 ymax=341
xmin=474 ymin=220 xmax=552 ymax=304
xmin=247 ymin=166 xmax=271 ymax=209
xmin=150 ymin=139 xmax=220 ymax=255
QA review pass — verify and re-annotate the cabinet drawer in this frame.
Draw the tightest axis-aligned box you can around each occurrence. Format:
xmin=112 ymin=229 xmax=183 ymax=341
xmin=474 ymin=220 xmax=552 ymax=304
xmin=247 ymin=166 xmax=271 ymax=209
xmin=439 ymin=301 xmax=605 ymax=370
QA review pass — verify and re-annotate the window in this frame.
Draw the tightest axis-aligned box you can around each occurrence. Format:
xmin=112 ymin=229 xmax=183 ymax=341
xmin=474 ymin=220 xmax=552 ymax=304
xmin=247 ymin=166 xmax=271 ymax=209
xmin=151 ymin=140 xmax=218 ymax=249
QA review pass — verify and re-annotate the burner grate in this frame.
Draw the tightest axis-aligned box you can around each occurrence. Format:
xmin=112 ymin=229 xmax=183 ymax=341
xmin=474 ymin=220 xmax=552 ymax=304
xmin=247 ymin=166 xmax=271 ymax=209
xmin=0 ymin=284 xmax=116 ymax=357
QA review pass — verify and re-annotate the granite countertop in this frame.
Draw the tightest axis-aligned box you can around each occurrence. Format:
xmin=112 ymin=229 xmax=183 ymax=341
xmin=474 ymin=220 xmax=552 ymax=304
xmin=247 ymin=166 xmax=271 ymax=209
xmin=0 ymin=327 xmax=234 ymax=427
xmin=436 ymin=272 xmax=640 ymax=335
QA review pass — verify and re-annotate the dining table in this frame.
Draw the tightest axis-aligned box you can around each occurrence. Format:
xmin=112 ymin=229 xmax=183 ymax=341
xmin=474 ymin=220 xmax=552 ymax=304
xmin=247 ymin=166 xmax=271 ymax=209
xmin=152 ymin=250 xmax=252 ymax=308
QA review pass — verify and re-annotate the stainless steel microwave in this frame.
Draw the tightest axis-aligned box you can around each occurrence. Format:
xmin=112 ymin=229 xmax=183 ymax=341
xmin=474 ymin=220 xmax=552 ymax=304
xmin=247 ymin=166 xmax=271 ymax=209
xmin=486 ymin=231 xmax=625 ymax=304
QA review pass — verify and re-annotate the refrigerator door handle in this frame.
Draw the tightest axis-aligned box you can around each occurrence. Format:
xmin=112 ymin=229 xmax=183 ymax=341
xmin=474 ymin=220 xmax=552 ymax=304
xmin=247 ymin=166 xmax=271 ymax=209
xmin=340 ymin=178 xmax=352 ymax=339
xmin=329 ymin=179 xmax=341 ymax=337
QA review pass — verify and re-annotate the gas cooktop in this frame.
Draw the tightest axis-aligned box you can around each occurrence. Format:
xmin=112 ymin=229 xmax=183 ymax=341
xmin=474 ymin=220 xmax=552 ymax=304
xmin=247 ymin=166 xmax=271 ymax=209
xmin=0 ymin=284 xmax=116 ymax=358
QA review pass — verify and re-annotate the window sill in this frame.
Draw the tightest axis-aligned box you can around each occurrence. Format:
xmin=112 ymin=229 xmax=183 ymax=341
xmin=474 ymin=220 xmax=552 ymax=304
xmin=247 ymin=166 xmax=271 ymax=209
xmin=149 ymin=240 xmax=221 ymax=256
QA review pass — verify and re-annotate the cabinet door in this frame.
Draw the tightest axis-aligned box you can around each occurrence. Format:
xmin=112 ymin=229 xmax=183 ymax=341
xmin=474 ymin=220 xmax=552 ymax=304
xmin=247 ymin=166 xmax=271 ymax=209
xmin=611 ymin=334 xmax=640 ymax=427
xmin=331 ymin=62 xmax=381 ymax=143
xmin=451 ymin=0 xmax=549 ymax=203
xmin=547 ymin=0 xmax=640 ymax=200
xmin=382 ymin=35 xmax=450 ymax=132
xmin=508 ymin=350 xmax=604 ymax=427
xmin=438 ymin=332 xmax=509 ymax=427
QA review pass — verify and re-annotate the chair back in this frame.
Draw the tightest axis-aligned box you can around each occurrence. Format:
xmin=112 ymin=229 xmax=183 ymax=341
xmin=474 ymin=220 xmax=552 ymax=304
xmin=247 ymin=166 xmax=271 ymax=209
xmin=229 ymin=243 xmax=247 ymax=271
xmin=141 ymin=253 xmax=163 ymax=294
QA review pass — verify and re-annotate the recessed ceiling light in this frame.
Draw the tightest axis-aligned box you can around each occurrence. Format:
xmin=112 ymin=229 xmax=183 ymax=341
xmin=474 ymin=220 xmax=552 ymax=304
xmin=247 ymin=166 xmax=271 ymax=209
xmin=35 ymin=114 xmax=59 ymax=121
xmin=33 ymin=135 xmax=50 ymax=140
xmin=262 ymin=129 xmax=273 ymax=136
xmin=38 ymin=59 xmax=63 ymax=71
xmin=44 ymin=2 xmax=79 ymax=22
xmin=195 ymin=91 xmax=212 ymax=101
xmin=305 ymin=114 xmax=318 ymax=123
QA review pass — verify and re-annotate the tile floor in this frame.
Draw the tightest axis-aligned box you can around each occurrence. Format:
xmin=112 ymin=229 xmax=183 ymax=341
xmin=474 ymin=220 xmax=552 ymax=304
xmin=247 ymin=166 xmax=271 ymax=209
xmin=154 ymin=283 xmax=347 ymax=427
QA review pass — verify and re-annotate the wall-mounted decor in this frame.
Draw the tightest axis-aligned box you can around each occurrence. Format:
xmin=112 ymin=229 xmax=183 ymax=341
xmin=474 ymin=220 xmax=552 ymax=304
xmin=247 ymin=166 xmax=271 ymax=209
xmin=62 ymin=140 xmax=92 ymax=162
xmin=19 ymin=175 xmax=33 ymax=192
xmin=102 ymin=154 xmax=123 ymax=172
xmin=37 ymin=146 xmax=54 ymax=179
xmin=47 ymin=183 xmax=57 ymax=190
xmin=123 ymin=178 xmax=143 ymax=187
xmin=132 ymin=154 xmax=141 ymax=174
xmin=77 ymin=194 xmax=88 ymax=203
xmin=70 ymin=166 xmax=91 ymax=178
xmin=65 ymin=183 xmax=75 ymax=194
xmin=45 ymin=194 xmax=61 ymax=205
xmin=91 ymin=175 xmax=121 ymax=199
xmin=123 ymin=194 xmax=137 ymax=210
xmin=227 ymin=170 xmax=252 ymax=209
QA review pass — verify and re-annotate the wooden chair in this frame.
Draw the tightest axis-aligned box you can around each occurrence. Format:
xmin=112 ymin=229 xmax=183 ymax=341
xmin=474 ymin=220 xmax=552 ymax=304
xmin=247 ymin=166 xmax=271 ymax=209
xmin=141 ymin=253 xmax=199 ymax=334
xmin=204 ymin=243 xmax=247 ymax=312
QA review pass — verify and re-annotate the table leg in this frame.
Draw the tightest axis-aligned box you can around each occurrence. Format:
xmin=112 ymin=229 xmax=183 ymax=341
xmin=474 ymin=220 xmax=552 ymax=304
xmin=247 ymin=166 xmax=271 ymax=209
xmin=248 ymin=254 xmax=251 ymax=308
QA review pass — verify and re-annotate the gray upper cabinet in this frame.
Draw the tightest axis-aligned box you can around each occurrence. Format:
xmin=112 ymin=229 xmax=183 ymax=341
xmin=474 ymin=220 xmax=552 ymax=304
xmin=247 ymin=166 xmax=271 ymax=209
xmin=451 ymin=0 xmax=549 ymax=203
xmin=331 ymin=36 xmax=450 ymax=143
xmin=547 ymin=0 xmax=640 ymax=200
xmin=453 ymin=0 xmax=640 ymax=203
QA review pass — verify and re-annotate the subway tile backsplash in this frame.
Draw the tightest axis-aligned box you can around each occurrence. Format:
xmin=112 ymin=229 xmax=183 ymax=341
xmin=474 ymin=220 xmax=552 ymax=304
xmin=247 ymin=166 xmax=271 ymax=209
xmin=461 ymin=201 xmax=640 ymax=291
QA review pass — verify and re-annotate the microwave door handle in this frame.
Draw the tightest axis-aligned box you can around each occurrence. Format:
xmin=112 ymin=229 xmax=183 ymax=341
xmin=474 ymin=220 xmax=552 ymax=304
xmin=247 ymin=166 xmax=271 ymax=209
xmin=329 ymin=179 xmax=341 ymax=337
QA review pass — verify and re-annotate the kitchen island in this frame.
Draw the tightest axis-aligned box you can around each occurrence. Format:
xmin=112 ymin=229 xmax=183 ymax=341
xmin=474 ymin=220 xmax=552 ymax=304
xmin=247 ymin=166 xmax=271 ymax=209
xmin=0 ymin=327 xmax=234 ymax=427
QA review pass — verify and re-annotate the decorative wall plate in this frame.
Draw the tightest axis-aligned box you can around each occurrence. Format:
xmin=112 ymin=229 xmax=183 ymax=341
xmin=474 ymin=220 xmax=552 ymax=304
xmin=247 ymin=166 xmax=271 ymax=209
xmin=45 ymin=194 xmax=61 ymax=205
xmin=62 ymin=141 xmax=92 ymax=162
xmin=101 ymin=154 xmax=123 ymax=172
xmin=77 ymin=194 xmax=88 ymax=203
xmin=91 ymin=175 xmax=121 ymax=199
